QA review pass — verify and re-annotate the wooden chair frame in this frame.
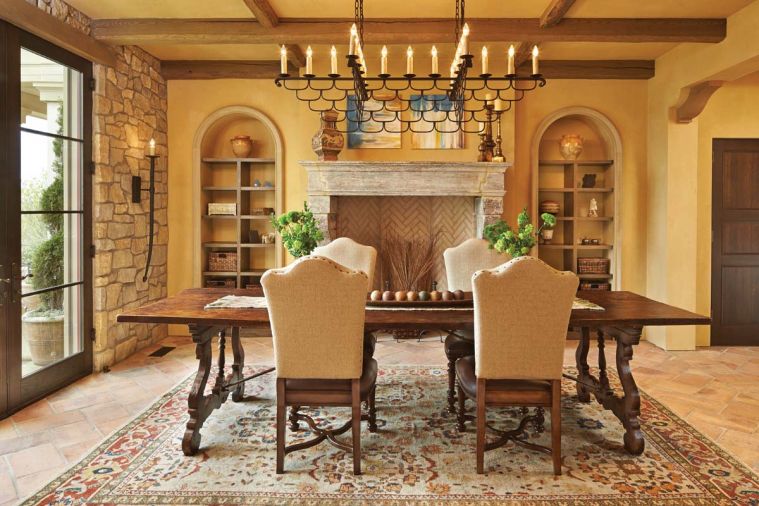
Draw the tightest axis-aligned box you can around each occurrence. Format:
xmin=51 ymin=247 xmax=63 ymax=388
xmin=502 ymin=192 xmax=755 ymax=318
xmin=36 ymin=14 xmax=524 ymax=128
xmin=457 ymin=377 xmax=562 ymax=475
xmin=276 ymin=378 xmax=377 ymax=475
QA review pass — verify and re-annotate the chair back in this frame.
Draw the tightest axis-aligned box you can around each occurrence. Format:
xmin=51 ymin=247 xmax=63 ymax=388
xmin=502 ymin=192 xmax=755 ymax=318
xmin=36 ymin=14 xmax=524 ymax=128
xmin=472 ymin=256 xmax=578 ymax=380
xmin=443 ymin=238 xmax=508 ymax=291
xmin=262 ymin=256 xmax=368 ymax=379
xmin=313 ymin=237 xmax=377 ymax=290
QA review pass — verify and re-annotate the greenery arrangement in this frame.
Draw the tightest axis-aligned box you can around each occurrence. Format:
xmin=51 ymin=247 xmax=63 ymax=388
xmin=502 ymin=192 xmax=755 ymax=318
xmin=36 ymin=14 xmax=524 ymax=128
xmin=271 ymin=202 xmax=324 ymax=258
xmin=28 ymin=109 xmax=65 ymax=317
xmin=484 ymin=208 xmax=557 ymax=257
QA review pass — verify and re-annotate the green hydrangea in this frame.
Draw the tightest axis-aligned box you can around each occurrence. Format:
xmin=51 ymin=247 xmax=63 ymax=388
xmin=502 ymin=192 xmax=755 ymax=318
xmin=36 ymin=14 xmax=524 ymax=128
xmin=482 ymin=208 xmax=557 ymax=258
xmin=271 ymin=202 xmax=324 ymax=258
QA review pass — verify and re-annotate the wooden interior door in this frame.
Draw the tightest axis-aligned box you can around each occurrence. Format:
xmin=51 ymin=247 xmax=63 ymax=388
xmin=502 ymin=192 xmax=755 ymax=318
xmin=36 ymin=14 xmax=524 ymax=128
xmin=712 ymin=139 xmax=759 ymax=345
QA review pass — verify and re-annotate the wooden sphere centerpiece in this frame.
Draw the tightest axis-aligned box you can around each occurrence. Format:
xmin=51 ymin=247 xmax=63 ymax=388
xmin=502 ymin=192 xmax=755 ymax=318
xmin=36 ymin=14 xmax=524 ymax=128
xmin=382 ymin=290 xmax=394 ymax=301
xmin=394 ymin=291 xmax=407 ymax=301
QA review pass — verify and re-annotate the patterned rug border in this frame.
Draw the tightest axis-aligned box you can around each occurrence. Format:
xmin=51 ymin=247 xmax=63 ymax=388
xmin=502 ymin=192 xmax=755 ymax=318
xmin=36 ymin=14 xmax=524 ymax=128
xmin=21 ymin=364 xmax=759 ymax=506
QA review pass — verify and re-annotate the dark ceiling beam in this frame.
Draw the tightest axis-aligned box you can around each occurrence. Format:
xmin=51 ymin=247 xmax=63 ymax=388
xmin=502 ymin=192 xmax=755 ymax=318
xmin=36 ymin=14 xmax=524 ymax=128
xmin=518 ymin=59 xmax=655 ymax=79
xmin=285 ymin=44 xmax=306 ymax=68
xmin=241 ymin=0 xmax=279 ymax=28
xmin=91 ymin=18 xmax=727 ymax=45
xmin=161 ymin=60 xmax=292 ymax=79
xmin=540 ymin=0 xmax=577 ymax=28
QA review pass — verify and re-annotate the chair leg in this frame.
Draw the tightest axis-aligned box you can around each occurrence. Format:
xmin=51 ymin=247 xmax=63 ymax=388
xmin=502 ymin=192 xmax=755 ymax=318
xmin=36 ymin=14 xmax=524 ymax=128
xmin=368 ymin=386 xmax=378 ymax=432
xmin=476 ymin=379 xmax=486 ymax=474
xmin=351 ymin=379 xmax=362 ymax=475
xmin=447 ymin=356 xmax=457 ymax=414
xmin=551 ymin=379 xmax=562 ymax=476
xmin=276 ymin=379 xmax=286 ymax=474
xmin=456 ymin=381 xmax=467 ymax=432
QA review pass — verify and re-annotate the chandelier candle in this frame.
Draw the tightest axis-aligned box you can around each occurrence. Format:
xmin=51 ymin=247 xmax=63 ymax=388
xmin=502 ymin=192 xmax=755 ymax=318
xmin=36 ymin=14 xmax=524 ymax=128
xmin=507 ymin=45 xmax=515 ymax=75
xmin=481 ymin=46 xmax=488 ymax=75
xmin=532 ymin=45 xmax=540 ymax=76
xmin=305 ymin=46 xmax=313 ymax=75
xmin=406 ymin=46 xmax=414 ymax=75
xmin=280 ymin=45 xmax=287 ymax=75
xmin=330 ymin=46 xmax=338 ymax=75
xmin=349 ymin=24 xmax=356 ymax=56
xmin=431 ymin=46 xmax=438 ymax=75
xmin=381 ymin=46 xmax=388 ymax=75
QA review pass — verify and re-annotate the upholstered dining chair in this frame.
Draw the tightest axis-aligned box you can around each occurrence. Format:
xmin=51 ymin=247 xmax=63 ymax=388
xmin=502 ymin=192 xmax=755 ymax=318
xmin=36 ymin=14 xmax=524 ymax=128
xmin=442 ymin=238 xmax=507 ymax=413
xmin=261 ymin=256 xmax=378 ymax=475
xmin=455 ymin=256 xmax=578 ymax=475
xmin=313 ymin=237 xmax=378 ymax=289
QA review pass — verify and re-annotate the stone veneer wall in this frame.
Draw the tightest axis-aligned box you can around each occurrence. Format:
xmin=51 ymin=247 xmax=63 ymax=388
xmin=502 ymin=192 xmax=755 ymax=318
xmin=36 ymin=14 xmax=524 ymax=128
xmin=27 ymin=0 xmax=169 ymax=370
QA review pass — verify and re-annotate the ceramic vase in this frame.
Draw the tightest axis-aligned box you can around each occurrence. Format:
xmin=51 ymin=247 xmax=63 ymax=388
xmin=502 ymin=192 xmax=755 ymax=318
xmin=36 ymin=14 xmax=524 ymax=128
xmin=540 ymin=228 xmax=555 ymax=244
xmin=230 ymin=135 xmax=254 ymax=158
xmin=312 ymin=110 xmax=344 ymax=161
xmin=559 ymin=134 xmax=584 ymax=160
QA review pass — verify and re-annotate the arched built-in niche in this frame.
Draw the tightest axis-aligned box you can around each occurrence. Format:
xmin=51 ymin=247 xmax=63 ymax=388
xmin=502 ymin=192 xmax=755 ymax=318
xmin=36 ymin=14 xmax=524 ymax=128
xmin=531 ymin=107 xmax=622 ymax=289
xmin=192 ymin=106 xmax=283 ymax=288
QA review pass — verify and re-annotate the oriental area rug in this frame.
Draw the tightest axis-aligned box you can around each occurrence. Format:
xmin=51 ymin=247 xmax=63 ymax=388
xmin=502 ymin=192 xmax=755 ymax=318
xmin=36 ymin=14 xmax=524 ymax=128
xmin=24 ymin=366 xmax=759 ymax=505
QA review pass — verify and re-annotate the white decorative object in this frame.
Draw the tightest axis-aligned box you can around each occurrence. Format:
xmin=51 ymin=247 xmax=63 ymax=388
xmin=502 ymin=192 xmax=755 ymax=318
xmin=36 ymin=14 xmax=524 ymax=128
xmin=588 ymin=198 xmax=599 ymax=217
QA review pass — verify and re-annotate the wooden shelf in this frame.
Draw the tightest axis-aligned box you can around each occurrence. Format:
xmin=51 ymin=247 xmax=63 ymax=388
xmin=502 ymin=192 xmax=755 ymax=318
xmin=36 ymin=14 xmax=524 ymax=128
xmin=539 ymin=188 xmax=574 ymax=193
xmin=538 ymin=159 xmax=613 ymax=166
xmin=241 ymin=187 xmax=275 ymax=191
xmin=240 ymin=270 xmax=266 ymax=276
xmin=240 ymin=215 xmax=273 ymax=220
xmin=203 ymin=271 xmax=237 ymax=276
xmin=556 ymin=216 xmax=613 ymax=222
xmin=541 ymin=244 xmax=613 ymax=250
xmin=203 ymin=214 xmax=237 ymax=219
xmin=577 ymin=244 xmax=614 ymax=250
xmin=203 ymin=186 xmax=236 ymax=191
xmin=203 ymin=242 xmax=237 ymax=248
xmin=240 ymin=243 xmax=274 ymax=248
xmin=539 ymin=187 xmax=614 ymax=193
xmin=540 ymin=244 xmax=574 ymax=249
xmin=202 ymin=157 xmax=275 ymax=164
xmin=578 ymin=273 xmax=613 ymax=280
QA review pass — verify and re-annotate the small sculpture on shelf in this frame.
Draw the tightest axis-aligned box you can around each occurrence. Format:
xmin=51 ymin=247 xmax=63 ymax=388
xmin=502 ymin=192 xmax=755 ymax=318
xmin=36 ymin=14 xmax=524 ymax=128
xmin=582 ymin=173 xmax=597 ymax=188
xmin=588 ymin=198 xmax=599 ymax=217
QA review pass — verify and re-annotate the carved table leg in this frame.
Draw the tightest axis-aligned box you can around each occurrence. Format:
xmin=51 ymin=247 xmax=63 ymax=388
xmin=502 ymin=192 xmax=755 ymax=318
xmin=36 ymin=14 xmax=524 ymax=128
xmin=230 ymin=327 xmax=245 ymax=402
xmin=616 ymin=329 xmax=645 ymax=455
xmin=183 ymin=325 xmax=224 ymax=456
xmin=575 ymin=327 xmax=592 ymax=402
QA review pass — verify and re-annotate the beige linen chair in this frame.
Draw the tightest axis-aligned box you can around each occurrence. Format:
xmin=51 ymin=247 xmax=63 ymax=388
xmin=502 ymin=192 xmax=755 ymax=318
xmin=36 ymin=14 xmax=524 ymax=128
xmin=442 ymin=238 xmax=507 ymax=413
xmin=262 ymin=256 xmax=378 ymax=475
xmin=313 ymin=237 xmax=378 ymax=289
xmin=455 ymin=256 xmax=578 ymax=474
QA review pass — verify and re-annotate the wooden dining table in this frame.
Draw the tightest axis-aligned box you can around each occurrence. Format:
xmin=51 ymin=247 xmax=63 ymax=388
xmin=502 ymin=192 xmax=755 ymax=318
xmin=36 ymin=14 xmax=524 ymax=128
xmin=117 ymin=288 xmax=709 ymax=457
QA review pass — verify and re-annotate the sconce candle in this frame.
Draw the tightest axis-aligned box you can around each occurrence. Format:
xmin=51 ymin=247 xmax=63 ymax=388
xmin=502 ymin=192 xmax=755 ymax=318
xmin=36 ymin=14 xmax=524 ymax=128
xmin=406 ymin=46 xmax=413 ymax=75
xmin=431 ymin=46 xmax=438 ymax=74
xmin=532 ymin=45 xmax=540 ymax=76
xmin=148 ymin=138 xmax=156 ymax=156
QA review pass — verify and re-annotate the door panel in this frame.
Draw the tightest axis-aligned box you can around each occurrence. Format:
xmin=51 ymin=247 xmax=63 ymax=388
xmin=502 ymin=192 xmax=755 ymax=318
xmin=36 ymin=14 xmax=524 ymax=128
xmin=1 ymin=22 xmax=92 ymax=417
xmin=712 ymin=139 xmax=759 ymax=345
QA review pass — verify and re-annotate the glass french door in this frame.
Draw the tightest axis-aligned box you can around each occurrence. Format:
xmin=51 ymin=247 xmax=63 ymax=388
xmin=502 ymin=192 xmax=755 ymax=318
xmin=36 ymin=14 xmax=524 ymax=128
xmin=0 ymin=23 xmax=93 ymax=417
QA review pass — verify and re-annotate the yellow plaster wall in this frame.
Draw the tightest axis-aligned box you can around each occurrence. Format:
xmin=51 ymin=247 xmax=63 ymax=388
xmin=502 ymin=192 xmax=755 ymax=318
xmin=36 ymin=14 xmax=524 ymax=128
xmin=167 ymin=78 xmax=649 ymax=336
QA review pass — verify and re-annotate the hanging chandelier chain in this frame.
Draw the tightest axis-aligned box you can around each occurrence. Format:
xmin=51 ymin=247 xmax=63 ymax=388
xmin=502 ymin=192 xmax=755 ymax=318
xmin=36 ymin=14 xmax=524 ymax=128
xmin=455 ymin=0 xmax=465 ymax=45
xmin=355 ymin=0 xmax=364 ymax=45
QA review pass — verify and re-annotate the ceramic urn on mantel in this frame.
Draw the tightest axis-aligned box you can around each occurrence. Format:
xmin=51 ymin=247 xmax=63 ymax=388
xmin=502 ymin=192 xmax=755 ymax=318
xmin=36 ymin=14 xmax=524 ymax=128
xmin=312 ymin=110 xmax=344 ymax=161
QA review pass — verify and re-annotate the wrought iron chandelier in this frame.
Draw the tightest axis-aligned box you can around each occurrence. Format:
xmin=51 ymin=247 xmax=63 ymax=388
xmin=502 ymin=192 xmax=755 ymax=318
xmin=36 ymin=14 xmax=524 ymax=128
xmin=274 ymin=0 xmax=546 ymax=134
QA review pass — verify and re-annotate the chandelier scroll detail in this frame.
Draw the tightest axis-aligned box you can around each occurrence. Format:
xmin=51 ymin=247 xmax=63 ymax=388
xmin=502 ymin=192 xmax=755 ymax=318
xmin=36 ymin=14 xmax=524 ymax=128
xmin=274 ymin=0 xmax=546 ymax=135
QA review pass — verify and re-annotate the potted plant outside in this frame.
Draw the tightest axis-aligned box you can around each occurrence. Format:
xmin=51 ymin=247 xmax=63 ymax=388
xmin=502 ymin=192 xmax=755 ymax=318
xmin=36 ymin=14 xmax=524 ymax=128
xmin=22 ymin=112 xmax=65 ymax=366
xmin=271 ymin=202 xmax=324 ymax=258
xmin=484 ymin=208 xmax=557 ymax=257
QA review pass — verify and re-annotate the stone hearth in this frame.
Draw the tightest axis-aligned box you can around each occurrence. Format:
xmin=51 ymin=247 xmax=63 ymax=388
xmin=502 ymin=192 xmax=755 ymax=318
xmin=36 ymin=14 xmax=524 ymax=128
xmin=301 ymin=161 xmax=510 ymax=289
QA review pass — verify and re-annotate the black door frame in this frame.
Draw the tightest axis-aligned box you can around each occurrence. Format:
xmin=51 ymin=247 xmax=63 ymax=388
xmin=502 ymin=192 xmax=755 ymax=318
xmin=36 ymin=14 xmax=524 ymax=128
xmin=0 ymin=21 xmax=93 ymax=417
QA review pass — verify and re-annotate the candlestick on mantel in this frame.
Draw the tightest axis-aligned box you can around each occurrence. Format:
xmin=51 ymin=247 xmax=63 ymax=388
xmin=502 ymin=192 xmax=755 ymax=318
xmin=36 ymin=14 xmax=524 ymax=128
xmin=280 ymin=45 xmax=287 ymax=74
xmin=481 ymin=46 xmax=488 ymax=74
xmin=431 ymin=46 xmax=438 ymax=74
xmin=305 ymin=46 xmax=313 ymax=75
xmin=406 ymin=46 xmax=414 ymax=75
xmin=532 ymin=45 xmax=540 ymax=75
xmin=148 ymin=138 xmax=156 ymax=156
xmin=381 ymin=46 xmax=388 ymax=75
xmin=507 ymin=45 xmax=515 ymax=75
xmin=494 ymin=98 xmax=504 ymax=112
xmin=330 ymin=46 xmax=337 ymax=74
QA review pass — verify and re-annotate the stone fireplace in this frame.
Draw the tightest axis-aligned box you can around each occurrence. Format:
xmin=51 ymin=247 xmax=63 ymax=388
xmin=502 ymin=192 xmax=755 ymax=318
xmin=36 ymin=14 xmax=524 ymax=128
xmin=301 ymin=161 xmax=510 ymax=289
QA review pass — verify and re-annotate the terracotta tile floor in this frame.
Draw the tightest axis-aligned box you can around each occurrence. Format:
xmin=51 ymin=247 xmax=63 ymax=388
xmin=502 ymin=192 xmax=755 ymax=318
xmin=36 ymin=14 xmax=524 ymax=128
xmin=1 ymin=334 xmax=759 ymax=505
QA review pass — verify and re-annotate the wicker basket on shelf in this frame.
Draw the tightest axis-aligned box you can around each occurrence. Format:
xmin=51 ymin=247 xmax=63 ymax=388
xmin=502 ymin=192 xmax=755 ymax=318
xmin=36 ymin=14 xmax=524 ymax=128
xmin=580 ymin=281 xmax=611 ymax=291
xmin=577 ymin=257 xmax=610 ymax=274
xmin=208 ymin=252 xmax=237 ymax=272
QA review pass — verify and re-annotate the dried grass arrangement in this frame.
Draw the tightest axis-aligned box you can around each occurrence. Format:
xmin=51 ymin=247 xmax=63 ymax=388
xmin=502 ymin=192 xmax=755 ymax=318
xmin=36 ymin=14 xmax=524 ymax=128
xmin=381 ymin=232 xmax=438 ymax=291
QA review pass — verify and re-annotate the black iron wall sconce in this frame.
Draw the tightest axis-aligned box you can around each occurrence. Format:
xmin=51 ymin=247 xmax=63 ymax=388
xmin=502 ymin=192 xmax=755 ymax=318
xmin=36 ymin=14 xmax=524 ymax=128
xmin=131 ymin=138 xmax=157 ymax=282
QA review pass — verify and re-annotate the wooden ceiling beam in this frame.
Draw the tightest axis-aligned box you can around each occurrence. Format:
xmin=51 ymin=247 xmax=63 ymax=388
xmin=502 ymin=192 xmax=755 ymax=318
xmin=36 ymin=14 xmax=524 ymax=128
xmin=161 ymin=60 xmax=292 ymax=79
xmin=0 ymin=0 xmax=116 ymax=66
xmin=540 ymin=0 xmax=576 ymax=28
xmin=241 ymin=0 xmax=279 ymax=28
xmin=518 ymin=59 xmax=655 ymax=79
xmin=285 ymin=44 xmax=306 ymax=68
xmin=91 ymin=18 xmax=726 ymax=45
xmin=675 ymin=81 xmax=724 ymax=122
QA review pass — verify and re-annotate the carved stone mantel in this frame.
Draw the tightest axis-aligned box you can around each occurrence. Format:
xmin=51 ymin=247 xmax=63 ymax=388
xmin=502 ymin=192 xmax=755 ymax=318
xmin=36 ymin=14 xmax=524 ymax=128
xmin=300 ymin=160 xmax=510 ymax=241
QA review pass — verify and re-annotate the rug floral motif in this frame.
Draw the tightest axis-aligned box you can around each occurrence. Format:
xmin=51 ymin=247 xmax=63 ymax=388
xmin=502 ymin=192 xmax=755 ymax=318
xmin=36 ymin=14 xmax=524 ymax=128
xmin=24 ymin=366 xmax=759 ymax=505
